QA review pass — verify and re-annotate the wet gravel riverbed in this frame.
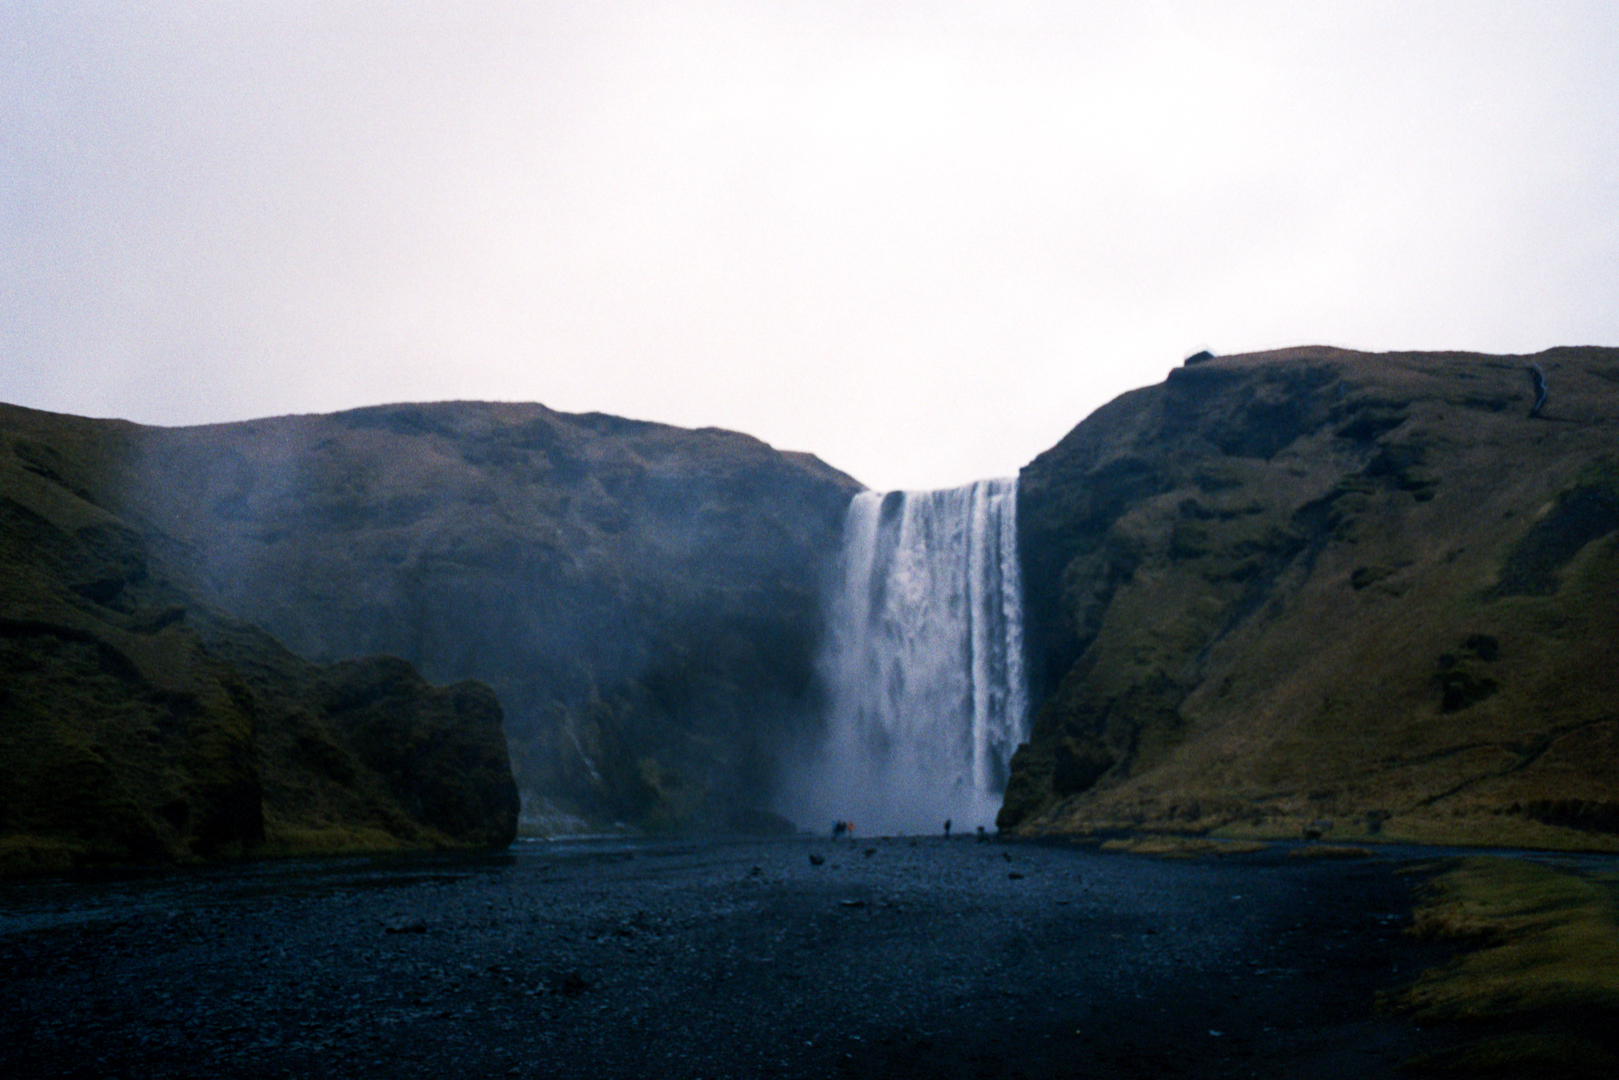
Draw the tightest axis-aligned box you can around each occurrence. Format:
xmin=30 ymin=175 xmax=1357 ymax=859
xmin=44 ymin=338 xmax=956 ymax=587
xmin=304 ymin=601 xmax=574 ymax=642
xmin=1 ymin=836 xmax=1452 ymax=1079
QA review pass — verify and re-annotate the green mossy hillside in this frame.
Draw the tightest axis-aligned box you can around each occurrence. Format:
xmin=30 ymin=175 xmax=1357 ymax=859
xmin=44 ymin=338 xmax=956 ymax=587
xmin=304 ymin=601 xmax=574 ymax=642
xmin=0 ymin=399 xmax=858 ymax=836
xmin=1005 ymin=346 xmax=1619 ymax=850
xmin=1 ymin=422 xmax=517 ymax=875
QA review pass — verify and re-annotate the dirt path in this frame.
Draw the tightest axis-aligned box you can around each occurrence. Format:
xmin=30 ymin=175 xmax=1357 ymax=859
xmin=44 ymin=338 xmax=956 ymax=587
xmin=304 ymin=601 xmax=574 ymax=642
xmin=0 ymin=837 xmax=1452 ymax=1078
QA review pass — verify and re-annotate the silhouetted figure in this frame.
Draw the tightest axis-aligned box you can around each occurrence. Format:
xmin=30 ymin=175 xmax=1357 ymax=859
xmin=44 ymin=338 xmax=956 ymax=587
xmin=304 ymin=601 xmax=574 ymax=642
xmin=831 ymin=820 xmax=847 ymax=838
xmin=1527 ymin=363 xmax=1548 ymax=418
xmin=976 ymin=825 xmax=988 ymax=843
xmin=943 ymin=819 xmax=952 ymax=838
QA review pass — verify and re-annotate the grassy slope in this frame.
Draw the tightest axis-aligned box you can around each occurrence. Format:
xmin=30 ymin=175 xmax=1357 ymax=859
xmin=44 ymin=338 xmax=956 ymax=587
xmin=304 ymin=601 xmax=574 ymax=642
xmin=1005 ymin=346 xmax=1619 ymax=850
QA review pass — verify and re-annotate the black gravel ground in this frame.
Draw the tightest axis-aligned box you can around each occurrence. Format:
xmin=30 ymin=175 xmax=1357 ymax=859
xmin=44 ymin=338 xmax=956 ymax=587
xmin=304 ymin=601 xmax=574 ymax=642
xmin=0 ymin=836 xmax=1454 ymax=1079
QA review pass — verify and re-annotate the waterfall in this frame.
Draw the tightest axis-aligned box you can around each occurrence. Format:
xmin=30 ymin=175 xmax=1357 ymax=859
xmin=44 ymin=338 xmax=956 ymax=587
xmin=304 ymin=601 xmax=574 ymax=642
xmin=780 ymin=478 xmax=1028 ymax=836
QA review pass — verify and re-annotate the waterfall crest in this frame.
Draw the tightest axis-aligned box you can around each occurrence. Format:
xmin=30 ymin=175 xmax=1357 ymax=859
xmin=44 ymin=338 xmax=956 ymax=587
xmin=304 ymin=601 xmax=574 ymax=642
xmin=781 ymin=478 xmax=1028 ymax=835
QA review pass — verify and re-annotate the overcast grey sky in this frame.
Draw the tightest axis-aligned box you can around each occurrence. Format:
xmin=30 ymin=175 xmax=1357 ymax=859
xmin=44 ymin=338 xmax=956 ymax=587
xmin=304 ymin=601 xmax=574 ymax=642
xmin=4 ymin=2 xmax=1616 ymax=490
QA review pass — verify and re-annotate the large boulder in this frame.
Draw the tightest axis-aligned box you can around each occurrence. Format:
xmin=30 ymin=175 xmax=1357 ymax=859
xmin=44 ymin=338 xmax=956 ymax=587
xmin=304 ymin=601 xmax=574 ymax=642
xmin=1003 ymin=346 xmax=1619 ymax=850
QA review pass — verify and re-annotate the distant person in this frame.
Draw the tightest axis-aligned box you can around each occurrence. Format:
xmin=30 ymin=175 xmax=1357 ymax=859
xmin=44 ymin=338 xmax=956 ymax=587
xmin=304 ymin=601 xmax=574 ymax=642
xmin=943 ymin=819 xmax=952 ymax=838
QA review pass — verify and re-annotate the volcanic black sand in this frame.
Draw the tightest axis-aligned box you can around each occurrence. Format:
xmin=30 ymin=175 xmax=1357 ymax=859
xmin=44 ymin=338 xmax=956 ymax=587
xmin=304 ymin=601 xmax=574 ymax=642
xmin=1 ymin=836 xmax=1464 ymax=1079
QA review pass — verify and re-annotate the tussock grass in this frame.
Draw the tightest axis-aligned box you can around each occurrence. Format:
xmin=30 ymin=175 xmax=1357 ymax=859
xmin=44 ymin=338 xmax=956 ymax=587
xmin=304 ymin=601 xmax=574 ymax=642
xmin=0 ymin=835 xmax=78 ymax=878
xmin=257 ymin=824 xmax=421 ymax=859
xmin=1401 ymin=857 xmax=1619 ymax=1019
xmin=1390 ymin=856 xmax=1619 ymax=1077
xmin=1098 ymin=835 xmax=1270 ymax=858
xmin=1405 ymin=1031 xmax=1619 ymax=1078
xmin=1287 ymin=844 xmax=1374 ymax=859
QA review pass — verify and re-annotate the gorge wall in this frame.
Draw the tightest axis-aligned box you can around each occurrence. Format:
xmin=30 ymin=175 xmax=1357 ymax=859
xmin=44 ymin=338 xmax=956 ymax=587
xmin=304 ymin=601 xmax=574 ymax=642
xmin=8 ymin=343 xmax=1618 ymax=862
xmin=1 ymin=410 xmax=518 ymax=872
xmin=2 ymin=400 xmax=860 ymax=837
xmin=1003 ymin=346 xmax=1619 ymax=850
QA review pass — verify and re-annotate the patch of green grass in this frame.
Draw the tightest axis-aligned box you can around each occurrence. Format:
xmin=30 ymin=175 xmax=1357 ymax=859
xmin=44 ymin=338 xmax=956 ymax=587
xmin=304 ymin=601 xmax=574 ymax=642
xmin=1401 ymin=857 xmax=1619 ymax=1018
xmin=1404 ymin=1031 xmax=1619 ymax=1078
xmin=0 ymin=835 xmax=80 ymax=878
xmin=1287 ymin=844 xmax=1373 ymax=859
xmin=257 ymin=824 xmax=419 ymax=858
xmin=1098 ymin=835 xmax=1270 ymax=858
xmin=1388 ymin=857 xmax=1619 ymax=1077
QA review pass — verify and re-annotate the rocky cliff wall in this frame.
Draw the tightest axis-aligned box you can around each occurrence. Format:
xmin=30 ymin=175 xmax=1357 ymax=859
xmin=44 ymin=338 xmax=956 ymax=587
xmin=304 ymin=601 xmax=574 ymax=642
xmin=2 ymin=401 xmax=861 ymax=834
xmin=1003 ymin=346 xmax=1619 ymax=850
xmin=1 ymin=414 xmax=518 ymax=873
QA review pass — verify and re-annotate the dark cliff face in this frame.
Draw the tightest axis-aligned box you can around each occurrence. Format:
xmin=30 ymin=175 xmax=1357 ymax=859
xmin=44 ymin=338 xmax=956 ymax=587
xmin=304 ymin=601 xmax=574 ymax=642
xmin=34 ymin=400 xmax=859 ymax=834
xmin=1 ymin=416 xmax=519 ymax=873
xmin=1004 ymin=346 xmax=1619 ymax=850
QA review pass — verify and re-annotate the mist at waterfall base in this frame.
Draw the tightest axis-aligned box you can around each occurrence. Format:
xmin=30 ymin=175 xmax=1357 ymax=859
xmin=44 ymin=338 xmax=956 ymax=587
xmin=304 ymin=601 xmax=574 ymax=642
xmin=778 ymin=479 xmax=1029 ymax=837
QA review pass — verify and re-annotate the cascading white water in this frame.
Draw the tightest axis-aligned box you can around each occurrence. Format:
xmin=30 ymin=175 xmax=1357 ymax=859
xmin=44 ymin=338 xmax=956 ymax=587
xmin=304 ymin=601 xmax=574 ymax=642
xmin=779 ymin=478 xmax=1028 ymax=836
